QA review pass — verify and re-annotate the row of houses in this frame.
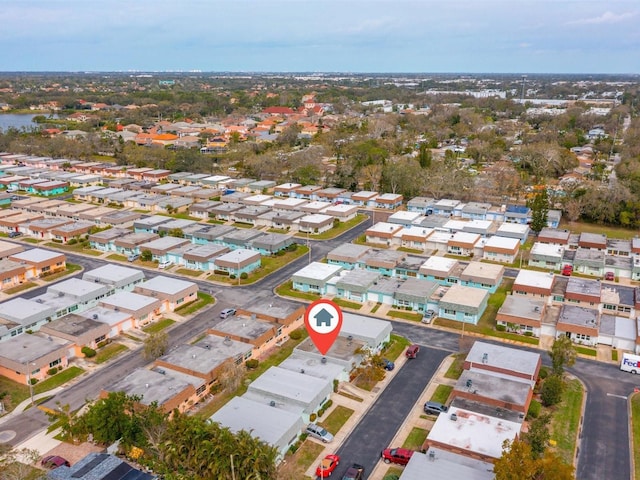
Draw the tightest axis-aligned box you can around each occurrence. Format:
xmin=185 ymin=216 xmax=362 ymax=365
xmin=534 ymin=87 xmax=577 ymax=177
xmin=98 ymin=304 xmax=391 ymax=460
xmin=400 ymin=341 xmax=541 ymax=479
xmin=499 ymin=268 xmax=640 ymax=351
xmin=0 ymin=243 xmax=67 ymax=290
xmin=531 ymin=228 xmax=640 ymax=280
xmin=293 ymin=257 xmax=499 ymax=324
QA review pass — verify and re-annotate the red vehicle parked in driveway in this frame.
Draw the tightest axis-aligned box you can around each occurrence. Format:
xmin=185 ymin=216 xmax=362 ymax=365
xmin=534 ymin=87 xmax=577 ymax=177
xmin=381 ymin=447 xmax=414 ymax=465
xmin=405 ymin=344 xmax=420 ymax=359
xmin=561 ymin=265 xmax=573 ymax=276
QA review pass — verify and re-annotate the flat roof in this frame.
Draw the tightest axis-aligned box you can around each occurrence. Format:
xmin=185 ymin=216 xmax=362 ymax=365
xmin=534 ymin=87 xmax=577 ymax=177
xmin=100 ymin=291 xmax=160 ymax=311
xmin=558 ymin=304 xmax=598 ymax=328
xmin=137 ymin=275 xmax=196 ymax=295
xmin=79 ymin=306 xmax=132 ymax=327
xmin=565 ymin=277 xmax=602 ymax=298
xmin=485 ymin=235 xmax=519 ymax=249
xmin=467 ymin=341 xmax=540 ymax=377
xmin=10 ymin=248 xmax=63 ymax=263
xmin=160 ymin=335 xmax=251 ymax=374
xmin=210 ymin=396 xmax=303 ymax=447
xmin=216 ymin=248 xmax=260 ymax=263
xmin=139 ymin=236 xmax=191 ymax=250
xmin=293 ymin=262 xmax=342 ymax=281
xmin=367 ymin=222 xmax=403 ymax=234
xmin=498 ymin=295 xmax=545 ymax=321
xmin=514 ymin=269 xmax=555 ymax=290
xmin=420 ymin=256 xmax=459 ymax=273
xmin=0 ymin=297 xmax=55 ymax=323
xmin=428 ymin=405 xmax=521 ymax=459
xmin=279 ymin=352 xmax=346 ymax=381
xmin=457 ymin=369 xmax=531 ymax=407
xmin=82 ymin=264 xmax=145 ymax=285
xmin=213 ymin=314 xmax=273 ymax=340
xmin=0 ymin=332 xmax=70 ymax=364
xmin=247 ymin=365 xmax=329 ymax=404
xmin=105 ymin=368 xmax=203 ymax=406
xmin=439 ymin=284 xmax=488 ymax=309
xmin=401 ymin=449 xmax=494 ymax=480
xmin=497 ymin=223 xmax=529 ymax=234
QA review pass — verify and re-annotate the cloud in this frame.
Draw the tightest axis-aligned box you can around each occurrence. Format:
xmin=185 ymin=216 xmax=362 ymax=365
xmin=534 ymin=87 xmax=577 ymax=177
xmin=567 ymin=10 xmax=637 ymax=25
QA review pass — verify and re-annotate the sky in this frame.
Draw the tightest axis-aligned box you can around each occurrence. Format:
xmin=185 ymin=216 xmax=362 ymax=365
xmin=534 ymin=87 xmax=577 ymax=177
xmin=1 ymin=0 xmax=639 ymax=74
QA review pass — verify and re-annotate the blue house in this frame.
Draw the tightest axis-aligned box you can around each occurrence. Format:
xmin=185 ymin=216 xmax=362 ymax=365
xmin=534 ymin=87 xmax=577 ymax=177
xmin=437 ymin=284 xmax=489 ymax=326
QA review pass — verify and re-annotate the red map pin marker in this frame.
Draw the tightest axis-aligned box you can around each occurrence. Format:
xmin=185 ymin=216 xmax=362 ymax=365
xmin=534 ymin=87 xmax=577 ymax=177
xmin=304 ymin=299 xmax=343 ymax=355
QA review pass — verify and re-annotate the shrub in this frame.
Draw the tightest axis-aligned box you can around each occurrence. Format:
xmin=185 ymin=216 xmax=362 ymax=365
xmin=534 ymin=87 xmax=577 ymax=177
xmin=29 ymin=378 xmax=38 ymax=385
xmin=524 ymin=331 xmax=533 ymax=336
xmin=496 ymin=324 xmax=506 ymax=332
xmin=527 ymin=399 xmax=541 ymax=419
xmin=230 ymin=274 xmax=236 ymax=280
xmin=245 ymin=359 xmax=259 ymax=369
xmin=213 ymin=269 xmax=229 ymax=276
xmin=68 ymin=238 xmax=78 ymax=245
xmin=538 ymin=366 xmax=549 ymax=380
xmin=240 ymin=272 xmax=248 ymax=280
xmin=333 ymin=379 xmax=339 ymax=393
xmin=81 ymin=346 xmax=97 ymax=358
xmin=541 ymin=374 xmax=564 ymax=407
xmin=289 ymin=329 xmax=303 ymax=340
xmin=309 ymin=413 xmax=317 ymax=422
xmin=97 ymin=339 xmax=111 ymax=349
xmin=317 ymin=408 xmax=325 ymax=417
xmin=322 ymin=399 xmax=333 ymax=409
xmin=47 ymin=368 xmax=58 ymax=376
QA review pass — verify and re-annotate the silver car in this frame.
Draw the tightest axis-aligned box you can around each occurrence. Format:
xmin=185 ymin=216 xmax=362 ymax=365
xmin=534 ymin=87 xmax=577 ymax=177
xmin=306 ymin=423 xmax=333 ymax=443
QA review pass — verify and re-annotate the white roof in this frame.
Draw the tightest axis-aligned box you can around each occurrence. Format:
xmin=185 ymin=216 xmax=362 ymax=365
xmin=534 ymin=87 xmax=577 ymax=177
xmin=435 ymin=198 xmax=461 ymax=208
xmin=514 ymin=269 xmax=555 ymax=290
xmin=531 ymin=242 xmax=564 ymax=257
xmin=82 ymin=264 xmax=145 ymax=284
xmin=497 ymin=223 xmax=529 ymax=234
xmin=421 ymin=256 xmax=458 ymax=272
xmin=451 ymin=231 xmax=480 ymax=244
xmin=10 ymin=248 xmax=62 ymax=263
xmin=275 ymin=197 xmax=307 ymax=207
xmin=484 ymin=235 xmax=519 ymax=249
xmin=467 ymin=341 xmax=540 ymax=377
xmin=100 ymin=291 xmax=159 ymax=311
xmin=210 ymin=396 xmax=303 ymax=447
xmin=216 ymin=248 xmax=260 ymax=263
xmin=428 ymin=406 xmax=520 ymax=459
xmin=293 ymin=262 xmax=342 ymax=281
xmin=79 ymin=307 xmax=131 ymax=327
xmin=137 ymin=275 xmax=196 ymax=295
xmin=244 ymin=194 xmax=272 ymax=204
xmin=301 ymin=213 xmax=333 ymax=223
xmin=440 ymin=284 xmax=488 ymax=308
xmin=367 ymin=222 xmax=403 ymax=234
xmin=443 ymin=219 xmax=468 ymax=232
xmin=246 ymin=366 xmax=329 ymax=405
xmin=401 ymin=449 xmax=494 ymax=480
xmin=388 ymin=211 xmax=422 ymax=222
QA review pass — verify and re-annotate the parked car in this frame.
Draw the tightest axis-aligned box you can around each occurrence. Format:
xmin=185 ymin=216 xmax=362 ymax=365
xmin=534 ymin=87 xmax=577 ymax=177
xmin=306 ymin=423 xmax=333 ymax=443
xmin=405 ymin=344 xmax=420 ymax=359
xmin=341 ymin=463 xmax=364 ymax=480
xmin=127 ymin=253 xmax=140 ymax=262
xmin=561 ymin=265 xmax=573 ymax=276
xmin=41 ymin=455 xmax=70 ymax=469
xmin=315 ymin=453 xmax=340 ymax=477
xmin=8 ymin=231 xmax=22 ymax=238
xmin=158 ymin=260 xmax=172 ymax=269
xmin=604 ymin=271 xmax=615 ymax=281
xmin=219 ymin=308 xmax=236 ymax=319
xmin=381 ymin=447 xmax=414 ymax=465
xmin=424 ymin=401 xmax=448 ymax=415
xmin=382 ymin=358 xmax=395 ymax=371
xmin=421 ymin=309 xmax=436 ymax=324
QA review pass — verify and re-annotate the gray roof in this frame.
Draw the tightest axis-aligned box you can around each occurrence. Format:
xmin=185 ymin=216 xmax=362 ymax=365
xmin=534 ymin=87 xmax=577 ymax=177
xmin=558 ymin=304 xmax=598 ymax=328
xmin=327 ymin=243 xmax=371 ymax=262
xmin=335 ymin=269 xmax=380 ymax=293
xmin=395 ymin=278 xmax=438 ymax=302
xmin=0 ymin=297 xmax=56 ymax=324
xmin=104 ymin=368 xmax=203 ymax=406
xmin=565 ymin=277 xmax=602 ymax=298
xmin=82 ymin=264 xmax=145 ymax=288
xmin=246 ymin=365 xmax=330 ymax=407
xmin=213 ymin=314 xmax=273 ymax=340
xmin=159 ymin=335 xmax=251 ymax=374
xmin=137 ymin=275 xmax=196 ymax=295
xmin=466 ymin=341 xmax=540 ymax=378
xmin=400 ymin=449 xmax=494 ymax=480
xmin=457 ymin=369 xmax=531 ymax=407
xmin=498 ymin=295 xmax=545 ymax=321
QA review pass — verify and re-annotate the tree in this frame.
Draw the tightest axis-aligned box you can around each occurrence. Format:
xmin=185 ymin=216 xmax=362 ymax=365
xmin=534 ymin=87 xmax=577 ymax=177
xmin=417 ymin=142 xmax=432 ymax=169
xmin=168 ymin=228 xmax=184 ymax=238
xmin=143 ymin=331 xmax=169 ymax=360
xmin=0 ymin=446 xmax=40 ymax=480
xmin=140 ymin=249 xmax=153 ymax=262
xmin=528 ymin=188 xmax=549 ymax=234
xmin=550 ymin=335 xmax=577 ymax=375
xmin=523 ymin=413 xmax=551 ymax=459
xmin=493 ymin=439 xmax=538 ymax=480
xmin=541 ymin=374 xmax=564 ymax=407
xmin=218 ymin=359 xmax=245 ymax=393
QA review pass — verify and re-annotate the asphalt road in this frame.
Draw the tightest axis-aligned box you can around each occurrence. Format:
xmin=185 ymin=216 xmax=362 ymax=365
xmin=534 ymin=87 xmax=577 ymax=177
xmin=333 ymin=346 xmax=450 ymax=480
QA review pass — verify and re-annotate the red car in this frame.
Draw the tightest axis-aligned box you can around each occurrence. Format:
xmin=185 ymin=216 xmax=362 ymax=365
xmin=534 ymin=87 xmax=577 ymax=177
xmin=381 ymin=447 xmax=414 ymax=465
xmin=41 ymin=455 xmax=70 ymax=469
xmin=316 ymin=453 xmax=340 ymax=477
xmin=604 ymin=272 xmax=615 ymax=281
xmin=405 ymin=344 xmax=420 ymax=359
xmin=561 ymin=265 xmax=573 ymax=276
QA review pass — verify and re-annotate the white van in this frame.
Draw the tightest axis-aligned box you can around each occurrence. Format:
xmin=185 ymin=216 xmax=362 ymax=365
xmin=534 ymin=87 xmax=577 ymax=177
xmin=620 ymin=353 xmax=640 ymax=374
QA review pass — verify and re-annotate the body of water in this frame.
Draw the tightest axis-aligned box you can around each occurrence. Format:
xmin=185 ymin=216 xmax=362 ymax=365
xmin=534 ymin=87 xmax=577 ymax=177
xmin=0 ymin=113 xmax=48 ymax=131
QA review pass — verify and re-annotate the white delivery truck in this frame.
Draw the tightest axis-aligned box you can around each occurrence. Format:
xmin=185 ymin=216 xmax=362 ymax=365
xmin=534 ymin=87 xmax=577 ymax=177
xmin=620 ymin=353 xmax=640 ymax=374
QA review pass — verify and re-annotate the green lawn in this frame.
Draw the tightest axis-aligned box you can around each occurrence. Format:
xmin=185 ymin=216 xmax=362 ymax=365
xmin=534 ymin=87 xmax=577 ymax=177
xmin=383 ymin=466 xmax=405 ymax=478
xmin=631 ymin=394 xmax=640 ymax=480
xmin=44 ymin=242 xmax=103 ymax=256
xmin=550 ymin=379 xmax=584 ymax=464
xmin=371 ymin=302 xmax=382 ymax=314
xmin=402 ymin=427 xmax=429 ymax=451
xmin=575 ymin=346 xmax=597 ymax=357
xmin=3 ymin=281 xmax=38 ymax=295
xmin=174 ymin=292 xmax=215 ymax=315
xmin=106 ymin=253 xmax=127 ymax=262
xmin=42 ymin=263 xmax=82 ymax=282
xmin=397 ymin=247 xmax=425 ymax=254
xmin=332 ymin=298 xmax=362 ymax=310
xmin=93 ymin=343 xmax=128 ymax=364
xmin=430 ymin=385 xmax=453 ymax=404
xmin=33 ymin=366 xmax=84 ymax=395
xmin=174 ymin=268 xmax=205 ymax=277
xmin=444 ymin=353 xmax=465 ymax=379
xmin=387 ymin=310 xmax=423 ymax=322
xmin=318 ymin=405 xmax=354 ymax=435
xmin=22 ymin=238 xmax=43 ymax=244
xmin=143 ymin=318 xmax=176 ymax=334
xmin=559 ymin=220 xmax=638 ymax=240
xmin=275 ymin=280 xmax=321 ymax=301
xmin=383 ymin=334 xmax=412 ymax=361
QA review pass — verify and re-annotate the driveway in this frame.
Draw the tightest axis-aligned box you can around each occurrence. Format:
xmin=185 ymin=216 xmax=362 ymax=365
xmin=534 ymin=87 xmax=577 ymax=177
xmin=333 ymin=346 xmax=450 ymax=479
